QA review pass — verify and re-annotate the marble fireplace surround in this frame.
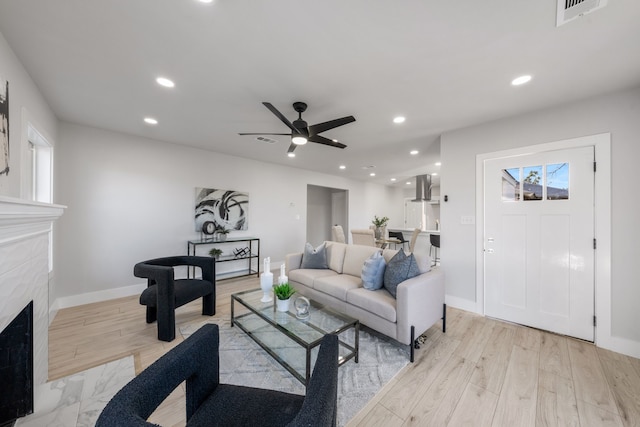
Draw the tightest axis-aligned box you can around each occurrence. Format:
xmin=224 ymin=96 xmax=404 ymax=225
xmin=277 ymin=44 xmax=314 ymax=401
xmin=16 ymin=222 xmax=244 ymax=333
xmin=0 ymin=196 xmax=65 ymax=402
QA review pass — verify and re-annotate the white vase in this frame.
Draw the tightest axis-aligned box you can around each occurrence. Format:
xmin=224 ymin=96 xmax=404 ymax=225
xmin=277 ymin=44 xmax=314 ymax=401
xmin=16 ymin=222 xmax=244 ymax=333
xmin=275 ymin=298 xmax=290 ymax=312
xmin=260 ymin=272 xmax=273 ymax=303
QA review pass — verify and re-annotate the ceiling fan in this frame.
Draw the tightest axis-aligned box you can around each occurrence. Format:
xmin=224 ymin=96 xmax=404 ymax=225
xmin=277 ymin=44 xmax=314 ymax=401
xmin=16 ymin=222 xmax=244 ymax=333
xmin=239 ymin=102 xmax=355 ymax=154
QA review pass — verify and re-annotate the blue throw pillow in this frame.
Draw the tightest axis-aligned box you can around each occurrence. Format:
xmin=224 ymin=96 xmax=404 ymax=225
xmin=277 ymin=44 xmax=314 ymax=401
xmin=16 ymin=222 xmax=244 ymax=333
xmin=362 ymin=251 xmax=386 ymax=290
xmin=300 ymin=242 xmax=329 ymax=269
xmin=383 ymin=250 xmax=420 ymax=298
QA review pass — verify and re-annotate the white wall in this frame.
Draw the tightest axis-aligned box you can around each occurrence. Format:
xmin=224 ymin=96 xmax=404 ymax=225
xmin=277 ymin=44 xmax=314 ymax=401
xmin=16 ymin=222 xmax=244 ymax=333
xmin=440 ymin=86 xmax=640 ymax=347
xmin=0 ymin=31 xmax=57 ymax=199
xmin=53 ymin=122 xmax=404 ymax=304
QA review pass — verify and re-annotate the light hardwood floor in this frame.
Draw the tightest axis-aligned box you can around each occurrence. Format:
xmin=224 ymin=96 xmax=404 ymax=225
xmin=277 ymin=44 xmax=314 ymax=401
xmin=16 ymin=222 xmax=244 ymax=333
xmin=49 ymin=275 xmax=640 ymax=426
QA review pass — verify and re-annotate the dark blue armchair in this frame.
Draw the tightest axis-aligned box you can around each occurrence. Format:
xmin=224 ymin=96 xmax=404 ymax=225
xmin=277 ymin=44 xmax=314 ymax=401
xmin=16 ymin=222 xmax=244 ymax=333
xmin=96 ymin=324 xmax=339 ymax=427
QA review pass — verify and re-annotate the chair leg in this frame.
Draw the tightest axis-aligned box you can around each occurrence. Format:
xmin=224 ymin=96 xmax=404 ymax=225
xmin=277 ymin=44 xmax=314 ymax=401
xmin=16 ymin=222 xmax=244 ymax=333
xmin=146 ymin=306 xmax=157 ymax=324
xmin=202 ymin=293 xmax=215 ymax=316
xmin=157 ymin=305 xmax=176 ymax=342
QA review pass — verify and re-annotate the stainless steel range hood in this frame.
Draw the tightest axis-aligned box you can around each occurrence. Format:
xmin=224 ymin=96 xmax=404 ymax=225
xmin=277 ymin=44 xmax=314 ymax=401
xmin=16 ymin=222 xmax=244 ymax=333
xmin=412 ymin=174 xmax=431 ymax=202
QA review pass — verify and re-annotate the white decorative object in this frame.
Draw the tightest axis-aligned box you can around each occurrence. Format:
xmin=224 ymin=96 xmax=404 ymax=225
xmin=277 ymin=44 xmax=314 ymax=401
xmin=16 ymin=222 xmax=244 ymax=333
xmin=276 ymin=298 xmax=290 ymax=312
xmin=278 ymin=263 xmax=288 ymax=285
xmin=260 ymin=257 xmax=273 ymax=302
xmin=294 ymin=296 xmax=310 ymax=319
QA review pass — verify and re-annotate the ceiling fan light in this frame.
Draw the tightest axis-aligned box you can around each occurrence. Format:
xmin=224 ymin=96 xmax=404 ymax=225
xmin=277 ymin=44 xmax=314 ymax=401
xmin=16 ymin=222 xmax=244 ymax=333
xmin=292 ymin=135 xmax=307 ymax=145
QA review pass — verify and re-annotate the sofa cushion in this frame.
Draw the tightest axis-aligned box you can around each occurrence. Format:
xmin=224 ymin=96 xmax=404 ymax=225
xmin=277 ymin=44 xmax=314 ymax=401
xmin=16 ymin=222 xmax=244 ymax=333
xmin=383 ymin=248 xmax=431 ymax=274
xmin=301 ymin=242 xmax=329 ymax=269
xmin=383 ymin=250 xmax=420 ymax=298
xmin=325 ymin=241 xmax=347 ymax=274
xmin=314 ymin=274 xmax=362 ymax=300
xmin=361 ymin=252 xmax=386 ymax=290
xmin=343 ymin=245 xmax=381 ymax=278
xmin=346 ymin=287 xmax=396 ymax=323
xmin=289 ymin=269 xmax=338 ymax=289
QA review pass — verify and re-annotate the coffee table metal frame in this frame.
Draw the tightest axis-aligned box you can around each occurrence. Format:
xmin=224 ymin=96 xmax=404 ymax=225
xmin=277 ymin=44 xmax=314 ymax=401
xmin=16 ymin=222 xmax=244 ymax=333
xmin=231 ymin=288 xmax=359 ymax=386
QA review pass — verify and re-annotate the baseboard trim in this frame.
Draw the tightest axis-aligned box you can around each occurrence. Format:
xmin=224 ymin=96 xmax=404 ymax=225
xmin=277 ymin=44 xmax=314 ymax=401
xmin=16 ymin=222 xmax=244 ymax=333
xmin=597 ymin=333 xmax=640 ymax=359
xmin=50 ymin=283 xmax=146 ymax=313
xmin=445 ymin=295 xmax=479 ymax=314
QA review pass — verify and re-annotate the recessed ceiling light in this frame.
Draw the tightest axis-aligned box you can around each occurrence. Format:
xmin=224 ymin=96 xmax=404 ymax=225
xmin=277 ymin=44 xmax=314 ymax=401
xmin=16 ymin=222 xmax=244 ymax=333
xmin=393 ymin=116 xmax=406 ymax=124
xmin=339 ymin=165 xmax=346 ymax=170
xmin=197 ymin=0 xmax=213 ymax=3
xmin=287 ymin=152 xmax=295 ymax=158
xmin=410 ymin=150 xmax=419 ymax=155
xmin=435 ymin=162 xmax=442 ymax=166
xmin=406 ymin=182 xmax=411 ymax=185
xmin=432 ymin=173 xmax=438 ymax=176
xmin=390 ymin=178 xmax=397 ymax=182
xmin=370 ymin=173 xmax=376 ymax=177
xmin=144 ymin=117 xmax=158 ymax=125
xmin=156 ymin=77 xmax=175 ymax=88
xmin=511 ymin=75 xmax=532 ymax=86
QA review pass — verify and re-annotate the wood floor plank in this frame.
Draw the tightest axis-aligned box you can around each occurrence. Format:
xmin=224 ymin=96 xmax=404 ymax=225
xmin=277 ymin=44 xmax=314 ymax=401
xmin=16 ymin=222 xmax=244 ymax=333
xmin=447 ymin=383 xmax=499 ymax=427
xmin=453 ymin=315 xmax=495 ymax=363
xmin=378 ymin=334 xmax=460 ymax=419
xmin=539 ymin=332 xmax=572 ymax=380
xmin=576 ymin=399 xmax=624 ymax=427
xmin=353 ymin=404 xmax=404 ymax=427
xmin=401 ymin=355 xmax=475 ymax=426
xmin=568 ymin=339 xmax=619 ymax=415
xmin=536 ymin=368 xmax=580 ymax=427
xmin=470 ymin=325 xmax=515 ymax=394
xmin=597 ymin=347 xmax=640 ymax=426
xmin=492 ymin=345 xmax=539 ymax=427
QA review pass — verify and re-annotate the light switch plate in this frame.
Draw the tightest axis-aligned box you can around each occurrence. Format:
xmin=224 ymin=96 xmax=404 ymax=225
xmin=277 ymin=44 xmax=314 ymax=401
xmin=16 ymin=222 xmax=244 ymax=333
xmin=460 ymin=215 xmax=475 ymax=225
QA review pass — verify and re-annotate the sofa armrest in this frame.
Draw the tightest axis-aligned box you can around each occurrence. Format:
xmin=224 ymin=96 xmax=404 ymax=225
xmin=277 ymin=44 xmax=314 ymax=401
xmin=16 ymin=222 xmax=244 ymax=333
xmin=395 ymin=268 xmax=445 ymax=345
xmin=285 ymin=253 xmax=303 ymax=275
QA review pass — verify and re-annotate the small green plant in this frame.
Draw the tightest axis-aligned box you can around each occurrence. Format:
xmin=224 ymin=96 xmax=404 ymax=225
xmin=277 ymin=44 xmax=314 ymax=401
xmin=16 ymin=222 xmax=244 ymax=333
xmin=273 ymin=282 xmax=296 ymax=300
xmin=216 ymin=226 xmax=230 ymax=235
xmin=372 ymin=215 xmax=389 ymax=228
xmin=208 ymin=248 xmax=223 ymax=258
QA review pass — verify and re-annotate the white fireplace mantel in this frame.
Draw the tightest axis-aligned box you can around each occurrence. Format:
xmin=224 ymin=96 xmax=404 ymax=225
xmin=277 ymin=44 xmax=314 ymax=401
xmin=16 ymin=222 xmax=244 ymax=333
xmin=0 ymin=195 xmax=65 ymax=389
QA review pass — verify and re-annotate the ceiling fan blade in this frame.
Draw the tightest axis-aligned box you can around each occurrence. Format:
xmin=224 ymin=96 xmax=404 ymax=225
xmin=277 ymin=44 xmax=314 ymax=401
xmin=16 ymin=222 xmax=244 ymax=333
xmin=238 ymin=133 xmax=291 ymax=136
xmin=262 ymin=102 xmax=303 ymax=134
xmin=308 ymin=134 xmax=347 ymax=149
xmin=308 ymin=116 xmax=355 ymax=135
xmin=287 ymin=144 xmax=297 ymax=154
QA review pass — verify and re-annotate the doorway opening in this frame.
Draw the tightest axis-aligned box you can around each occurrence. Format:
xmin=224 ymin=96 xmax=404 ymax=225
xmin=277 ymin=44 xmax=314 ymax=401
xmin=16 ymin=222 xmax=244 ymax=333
xmin=306 ymin=185 xmax=348 ymax=246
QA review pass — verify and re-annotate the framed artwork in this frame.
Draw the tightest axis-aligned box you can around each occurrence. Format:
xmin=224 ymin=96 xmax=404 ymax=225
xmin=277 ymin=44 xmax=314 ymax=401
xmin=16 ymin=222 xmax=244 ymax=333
xmin=0 ymin=76 xmax=8 ymax=176
xmin=195 ymin=187 xmax=249 ymax=232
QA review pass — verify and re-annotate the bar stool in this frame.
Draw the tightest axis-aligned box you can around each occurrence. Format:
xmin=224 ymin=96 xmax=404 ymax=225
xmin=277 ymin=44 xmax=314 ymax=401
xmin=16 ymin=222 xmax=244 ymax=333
xmin=429 ymin=234 xmax=440 ymax=266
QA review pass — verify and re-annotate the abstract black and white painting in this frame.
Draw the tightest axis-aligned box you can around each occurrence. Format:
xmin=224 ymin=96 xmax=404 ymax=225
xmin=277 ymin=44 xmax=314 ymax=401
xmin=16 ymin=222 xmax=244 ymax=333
xmin=0 ymin=76 xmax=9 ymax=176
xmin=195 ymin=188 xmax=249 ymax=232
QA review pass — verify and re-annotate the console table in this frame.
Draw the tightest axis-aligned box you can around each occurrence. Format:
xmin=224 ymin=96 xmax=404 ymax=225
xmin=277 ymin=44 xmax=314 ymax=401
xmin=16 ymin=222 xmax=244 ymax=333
xmin=187 ymin=237 xmax=260 ymax=280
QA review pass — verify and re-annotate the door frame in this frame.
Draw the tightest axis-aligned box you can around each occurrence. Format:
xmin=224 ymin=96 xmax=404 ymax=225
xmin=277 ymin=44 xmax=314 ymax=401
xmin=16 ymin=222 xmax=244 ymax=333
xmin=475 ymin=133 xmax=610 ymax=346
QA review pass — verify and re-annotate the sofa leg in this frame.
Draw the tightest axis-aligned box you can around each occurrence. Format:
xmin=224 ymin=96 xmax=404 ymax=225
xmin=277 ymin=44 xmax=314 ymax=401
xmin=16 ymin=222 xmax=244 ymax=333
xmin=442 ymin=303 xmax=447 ymax=333
xmin=410 ymin=325 xmax=415 ymax=363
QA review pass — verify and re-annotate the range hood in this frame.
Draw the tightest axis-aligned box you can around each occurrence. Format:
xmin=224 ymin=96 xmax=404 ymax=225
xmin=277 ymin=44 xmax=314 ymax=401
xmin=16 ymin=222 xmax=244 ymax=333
xmin=412 ymin=174 xmax=432 ymax=202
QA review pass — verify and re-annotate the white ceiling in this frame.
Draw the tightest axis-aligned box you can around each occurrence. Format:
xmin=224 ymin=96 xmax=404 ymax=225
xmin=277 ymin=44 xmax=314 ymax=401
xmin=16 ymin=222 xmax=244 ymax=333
xmin=1 ymin=0 xmax=639 ymax=188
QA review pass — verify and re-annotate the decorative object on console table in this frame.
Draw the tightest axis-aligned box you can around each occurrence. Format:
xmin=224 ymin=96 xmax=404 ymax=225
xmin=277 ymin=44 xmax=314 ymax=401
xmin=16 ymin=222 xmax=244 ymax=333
xmin=187 ymin=237 xmax=260 ymax=280
xmin=371 ymin=215 xmax=389 ymax=239
xmin=233 ymin=247 xmax=250 ymax=258
xmin=273 ymin=282 xmax=296 ymax=312
xmin=215 ymin=226 xmax=230 ymax=242
xmin=208 ymin=248 xmax=223 ymax=260
xmin=260 ymin=257 xmax=273 ymax=302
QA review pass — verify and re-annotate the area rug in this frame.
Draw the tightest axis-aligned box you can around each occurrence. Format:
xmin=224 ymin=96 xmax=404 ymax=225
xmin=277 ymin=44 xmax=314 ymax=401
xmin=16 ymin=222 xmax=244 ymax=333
xmin=181 ymin=318 xmax=409 ymax=426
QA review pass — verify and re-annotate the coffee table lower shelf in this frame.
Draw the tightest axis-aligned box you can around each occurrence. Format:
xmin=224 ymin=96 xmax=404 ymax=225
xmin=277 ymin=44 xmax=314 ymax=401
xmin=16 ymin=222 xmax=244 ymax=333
xmin=231 ymin=289 xmax=359 ymax=386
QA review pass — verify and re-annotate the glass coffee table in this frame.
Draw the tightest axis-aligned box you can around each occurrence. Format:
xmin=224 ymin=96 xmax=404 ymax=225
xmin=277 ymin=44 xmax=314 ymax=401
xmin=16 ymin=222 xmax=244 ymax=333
xmin=231 ymin=288 xmax=359 ymax=386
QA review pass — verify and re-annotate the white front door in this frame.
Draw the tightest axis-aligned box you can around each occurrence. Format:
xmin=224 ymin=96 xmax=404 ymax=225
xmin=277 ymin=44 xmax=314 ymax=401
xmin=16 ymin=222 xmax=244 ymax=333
xmin=484 ymin=146 xmax=595 ymax=341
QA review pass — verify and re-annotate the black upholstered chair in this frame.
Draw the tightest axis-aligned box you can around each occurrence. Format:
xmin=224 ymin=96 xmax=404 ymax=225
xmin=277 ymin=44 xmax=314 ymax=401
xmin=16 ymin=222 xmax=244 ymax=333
xmin=135 ymin=256 xmax=215 ymax=342
xmin=96 ymin=324 xmax=339 ymax=427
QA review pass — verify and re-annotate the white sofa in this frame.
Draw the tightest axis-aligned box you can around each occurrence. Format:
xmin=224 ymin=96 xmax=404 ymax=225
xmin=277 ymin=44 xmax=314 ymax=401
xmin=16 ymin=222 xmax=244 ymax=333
xmin=285 ymin=241 xmax=445 ymax=361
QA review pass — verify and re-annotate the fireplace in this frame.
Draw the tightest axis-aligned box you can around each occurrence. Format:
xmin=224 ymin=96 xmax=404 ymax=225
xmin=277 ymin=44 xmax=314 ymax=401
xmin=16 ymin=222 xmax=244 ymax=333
xmin=0 ymin=196 xmax=64 ymax=425
xmin=0 ymin=302 xmax=34 ymax=427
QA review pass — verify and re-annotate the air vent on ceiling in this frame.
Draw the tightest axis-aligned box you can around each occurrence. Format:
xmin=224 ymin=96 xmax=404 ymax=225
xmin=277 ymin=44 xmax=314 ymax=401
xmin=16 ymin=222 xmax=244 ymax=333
xmin=256 ymin=136 xmax=277 ymax=144
xmin=557 ymin=0 xmax=607 ymax=26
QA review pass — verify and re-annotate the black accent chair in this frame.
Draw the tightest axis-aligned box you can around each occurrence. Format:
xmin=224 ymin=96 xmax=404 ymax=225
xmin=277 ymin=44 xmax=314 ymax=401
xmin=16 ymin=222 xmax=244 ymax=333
xmin=96 ymin=324 xmax=339 ymax=427
xmin=135 ymin=256 xmax=215 ymax=342
xmin=388 ymin=230 xmax=409 ymax=250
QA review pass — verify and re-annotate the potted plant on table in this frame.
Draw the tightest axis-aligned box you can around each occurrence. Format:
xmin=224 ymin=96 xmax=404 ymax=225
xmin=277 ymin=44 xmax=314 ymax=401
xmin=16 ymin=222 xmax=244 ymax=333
xmin=215 ymin=226 xmax=230 ymax=242
xmin=371 ymin=215 xmax=389 ymax=239
xmin=273 ymin=282 xmax=296 ymax=312
xmin=208 ymin=248 xmax=223 ymax=260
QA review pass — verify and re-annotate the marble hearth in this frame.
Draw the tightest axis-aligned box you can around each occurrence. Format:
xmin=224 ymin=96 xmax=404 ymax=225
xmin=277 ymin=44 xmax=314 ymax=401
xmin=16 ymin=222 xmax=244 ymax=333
xmin=0 ymin=196 xmax=64 ymax=420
